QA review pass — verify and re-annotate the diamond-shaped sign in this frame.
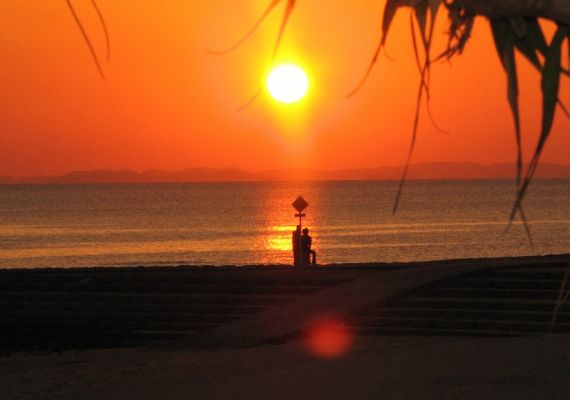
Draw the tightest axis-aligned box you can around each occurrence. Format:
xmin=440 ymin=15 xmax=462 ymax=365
xmin=292 ymin=196 xmax=309 ymax=213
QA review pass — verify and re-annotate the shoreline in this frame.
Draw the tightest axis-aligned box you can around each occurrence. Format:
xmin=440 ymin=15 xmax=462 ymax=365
xmin=2 ymin=253 xmax=568 ymax=271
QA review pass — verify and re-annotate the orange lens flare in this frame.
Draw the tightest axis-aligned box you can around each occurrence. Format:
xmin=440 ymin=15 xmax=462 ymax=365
xmin=303 ymin=317 xmax=353 ymax=358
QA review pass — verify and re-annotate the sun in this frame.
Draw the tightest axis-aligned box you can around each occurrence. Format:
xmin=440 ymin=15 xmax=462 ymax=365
xmin=266 ymin=64 xmax=309 ymax=104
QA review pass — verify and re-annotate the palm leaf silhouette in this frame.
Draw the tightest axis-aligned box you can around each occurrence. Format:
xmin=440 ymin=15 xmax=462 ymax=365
xmin=208 ymin=0 xmax=296 ymax=110
xmin=65 ymin=0 xmax=109 ymax=79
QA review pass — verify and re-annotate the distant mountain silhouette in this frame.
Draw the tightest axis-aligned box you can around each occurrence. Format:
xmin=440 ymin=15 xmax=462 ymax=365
xmin=259 ymin=162 xmax=570 ymax=181
xmin=1 ymin=162 xmax=569 ymax=184
xmin=0 ymin=176 xmax=16 ymax=184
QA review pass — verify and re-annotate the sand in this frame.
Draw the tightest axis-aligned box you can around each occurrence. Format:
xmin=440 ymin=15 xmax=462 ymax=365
xmin=2 ymin=335 xmax=570 ymax=400
xmin=2 ymin=254 xmax=570 ymax=399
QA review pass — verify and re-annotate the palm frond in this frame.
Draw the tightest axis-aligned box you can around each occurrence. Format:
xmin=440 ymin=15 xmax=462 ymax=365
xmin=393 ymin=1 xmax=441 ymax=214
xmin=550 ymin=262 xmax=570 ymax=334
xmin=65 ymin=0 xmax=106 ymax=79
xmin=490 ymin=19 xmax=523 ymax=187
xmin=437 ymin=1 xmax=474 ymax=60
xmin=207 ymin=0 xmax=295 ymax=60
xmin=392 ymin=71 xmax=426 ymax=214
xmin=208 ymin=1 xmax=296 ymax=111
xmin=207 ymin=0 xmax=283 ymax=55
xmin=89 ymin=0 xmax=110 ymax=62
xmin=510 ymin=25 xmax=567 ymax=223
xmin=348 ymin=0 xmax=410 ymax=97
xmin=236 ymin=86 xmax=263 ymax=111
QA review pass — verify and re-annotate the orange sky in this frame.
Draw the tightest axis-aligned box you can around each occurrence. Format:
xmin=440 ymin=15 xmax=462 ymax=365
xmin=0 ymin=1 xmax=568 ymax=177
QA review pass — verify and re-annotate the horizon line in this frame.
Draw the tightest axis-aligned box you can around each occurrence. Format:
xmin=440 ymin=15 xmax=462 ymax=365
xmin=2 ymin=161 xmax=570 ymax=185
xmin=3 ymin=160 xmax=570 ymax=180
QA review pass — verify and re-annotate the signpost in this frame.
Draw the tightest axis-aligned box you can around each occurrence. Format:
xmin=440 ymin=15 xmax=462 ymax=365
xmin=292 ymin=196 xmax=309 ymax=266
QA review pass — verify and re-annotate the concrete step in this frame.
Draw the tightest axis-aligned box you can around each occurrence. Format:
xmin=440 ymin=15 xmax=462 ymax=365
xmin=351 ymin=307 xmax=570 ymax=323
xmin=0 ymin=267 xmax=358 ymax=351
xmin=429 ymin=287 xmax=561 ymax=300
xmin=471 ymin=268 xmax=568 ymax=281
xmin=347 ymin=262 xmax=570 ymax=338
xmin=387 ymin=297 xmax=570 ymax=312
xmin=349 ymin=316 xmax=570 ymax=333
xmin=0 ymin=283 xmax=326 ymax=296
xmin=353 ymin=326 xmax=530 ymax=337
xmin=0 ymin=271 xmax=351 ymax=288
xmin=0 ymin=292 xmax=294 ymax=306
xmin=0 ymin=330 xmax=145 ymax=349
xmin=0 ymin=319 xmax=218 ymax=334
xmin=446 ymin=278 xmax=568 ymax=290
xmin=0 ymin=301 xmax=265 ymax=315
xmin=0 ymin=327 xmax=205 ymax=350
xmin=0 ymin=310 xmax=244 ymax=324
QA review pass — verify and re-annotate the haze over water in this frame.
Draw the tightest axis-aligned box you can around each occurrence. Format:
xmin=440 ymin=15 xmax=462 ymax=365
xmin=0 ymin=179 xmax=568 ymax=269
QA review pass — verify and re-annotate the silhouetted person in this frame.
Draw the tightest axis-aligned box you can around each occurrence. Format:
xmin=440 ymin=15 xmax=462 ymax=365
xmin=292 ymin=225 xmax=302 ymax=265
xmin=301 ymin=227 xmax=317 ymax=266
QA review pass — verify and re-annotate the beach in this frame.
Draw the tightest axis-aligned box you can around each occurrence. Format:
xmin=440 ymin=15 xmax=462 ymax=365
xmin=3 ymin=335 xmax=570 ymax=400
xmin=2 ymin=254 xmax=570 ymax=399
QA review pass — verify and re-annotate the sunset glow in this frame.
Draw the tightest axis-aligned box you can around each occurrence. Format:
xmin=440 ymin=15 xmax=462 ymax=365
xmin=266 ymin=64 xmax=309 ymax=104
xmin=0 ymin=2 xmax=568 ymax=177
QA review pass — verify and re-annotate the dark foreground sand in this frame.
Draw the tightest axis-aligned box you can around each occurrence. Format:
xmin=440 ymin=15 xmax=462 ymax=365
xmin=2 ymin=335 xmax=570 ymax=400
xmin=2 ymin=255 xmax=570 ymax=399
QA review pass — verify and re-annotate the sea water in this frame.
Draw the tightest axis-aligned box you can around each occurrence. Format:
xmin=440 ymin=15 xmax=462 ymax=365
xmin=0 ymin=179 xmax=568 ymax=268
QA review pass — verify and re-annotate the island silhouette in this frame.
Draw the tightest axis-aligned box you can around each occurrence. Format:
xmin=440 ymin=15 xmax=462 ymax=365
xmin=2 ymin=162 xmax=570 ymax=184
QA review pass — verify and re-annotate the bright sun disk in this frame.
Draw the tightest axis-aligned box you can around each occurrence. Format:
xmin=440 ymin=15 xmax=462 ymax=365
xmin=266 ymin=64 xmax=309 ymax=104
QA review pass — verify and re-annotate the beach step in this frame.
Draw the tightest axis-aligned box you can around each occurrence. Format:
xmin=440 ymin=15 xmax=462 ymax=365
xmin=349 ymin=262 xmax=570 ymax=337
xmin=351 ymin=307 xmax=570 ymax=323
xmin=3 ymin=258 xmax=569 ymax=351
xmin=0 ymin=292 xmax=295 ymax=306
xmin=0 ymin=282 xmax=325 ymax=296
xmin=352 ymin=316 xmax=570 ymax=333
xmin=422 ymin=288 xmax=562 ymax=299
xmin=385 ymin=297 xmax=570 ymax=312
xmin=0 ymin=268 xmax=347 ymax=286
xmin=352 ymin=326 xmax=526 ymax=337
xmin=446 ymin=278 xmax=565 ymax=290
xmin=0 ymin=267 xmax=353 ymax=352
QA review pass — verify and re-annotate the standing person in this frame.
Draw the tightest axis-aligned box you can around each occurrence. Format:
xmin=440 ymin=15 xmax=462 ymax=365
xmin=301 ymin=227 xmax=317 ymax=266
xmin=292 ymin=225 xmax=302 ymax=265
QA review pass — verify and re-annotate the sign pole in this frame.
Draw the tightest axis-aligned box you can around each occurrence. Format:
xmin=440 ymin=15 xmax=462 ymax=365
xmin=293 ymin=212 xmax=306 ymax=266
xmin=292 ymin=196 xmax=309 ymax=267
xmin=298 ymin=212 xmax=302 ymax=266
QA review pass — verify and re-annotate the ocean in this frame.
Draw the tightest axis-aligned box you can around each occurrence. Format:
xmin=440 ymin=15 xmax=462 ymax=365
xmin=0 ymin=179 xmax=568 ymax=268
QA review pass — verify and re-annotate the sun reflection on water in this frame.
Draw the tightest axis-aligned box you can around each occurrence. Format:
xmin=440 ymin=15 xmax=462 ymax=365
xmin=266 ymin=225 xmax=295 ymax=251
